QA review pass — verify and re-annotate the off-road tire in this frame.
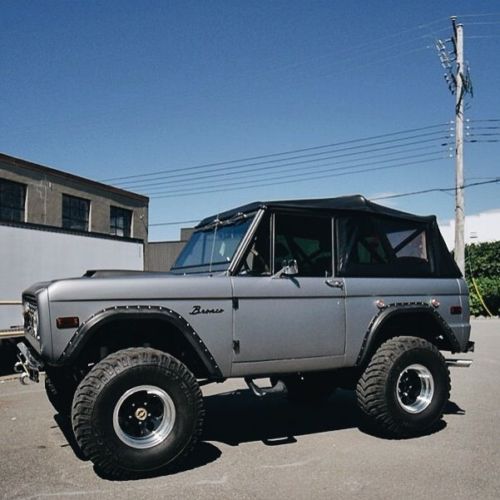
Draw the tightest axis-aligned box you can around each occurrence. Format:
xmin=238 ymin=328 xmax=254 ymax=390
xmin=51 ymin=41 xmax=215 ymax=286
xmin=356 ymin=336 xmax=450 ymax=437
xmin=71 ymin=348 xmax=204 ymax=479
xmin=273 ymin=373 xmax=336 ymax=404
xmin=44 ymin=371 xmax=75 ymax=415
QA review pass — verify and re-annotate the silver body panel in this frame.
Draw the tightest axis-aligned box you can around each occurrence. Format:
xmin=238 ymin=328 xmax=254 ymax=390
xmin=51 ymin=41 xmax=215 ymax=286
xmin=342 ymin=277 xmax=469 ymax=365
xmin=23 ymin=271 xmax=470 ymax=379
xmin=21 ymin=196 xmax=471 ymax=380
xmin=231 ymin=276 xmax=345 ymax=375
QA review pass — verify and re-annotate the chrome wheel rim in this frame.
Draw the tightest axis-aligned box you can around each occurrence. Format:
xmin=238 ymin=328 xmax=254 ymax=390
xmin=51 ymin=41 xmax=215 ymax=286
xmin=396 ymin=364 xmax=434 ymax=414
xmin=113 ymin=385 xmax=176 ymax=449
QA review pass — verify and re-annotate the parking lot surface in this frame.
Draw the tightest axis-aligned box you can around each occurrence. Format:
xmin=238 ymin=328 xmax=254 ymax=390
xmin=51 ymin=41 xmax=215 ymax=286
xmin=0 ymin=319 xmax=498 ymax=500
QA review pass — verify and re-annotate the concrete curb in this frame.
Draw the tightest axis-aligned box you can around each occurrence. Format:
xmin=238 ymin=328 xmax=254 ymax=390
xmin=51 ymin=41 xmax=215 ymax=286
xmin=0 ymin=373 xmax=22 ymax=382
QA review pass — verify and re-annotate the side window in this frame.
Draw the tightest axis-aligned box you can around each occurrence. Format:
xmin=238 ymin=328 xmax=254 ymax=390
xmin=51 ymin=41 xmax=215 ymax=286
xmin=274 ymin=213 xmax=332 ymax=277
xmin=337 ymin=215 xmax=433 ymax=277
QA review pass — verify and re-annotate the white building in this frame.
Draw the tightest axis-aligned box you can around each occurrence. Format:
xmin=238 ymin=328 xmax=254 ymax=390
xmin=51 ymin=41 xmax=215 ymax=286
xmin=439 ymin=209 xmax=500 ymax=250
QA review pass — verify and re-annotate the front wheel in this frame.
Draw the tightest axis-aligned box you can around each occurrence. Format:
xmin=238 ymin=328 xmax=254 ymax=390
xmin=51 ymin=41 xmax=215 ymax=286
xmin=356 ymin=336 xmax=450 ymax=437
xmin=71 ymin=348 xmax=204 ymax=479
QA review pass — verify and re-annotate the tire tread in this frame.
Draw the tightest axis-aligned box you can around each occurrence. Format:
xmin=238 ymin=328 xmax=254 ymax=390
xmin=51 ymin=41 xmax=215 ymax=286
xmin=72 ymin=347 xmax=204 ymax=479
xmin=356 ymin=336 xmax=450 ymax=437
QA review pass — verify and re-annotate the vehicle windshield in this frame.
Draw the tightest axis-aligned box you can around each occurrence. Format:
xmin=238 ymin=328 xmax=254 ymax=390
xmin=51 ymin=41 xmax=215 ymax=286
xmin=171 ymin=215 xmax=254 ymax=273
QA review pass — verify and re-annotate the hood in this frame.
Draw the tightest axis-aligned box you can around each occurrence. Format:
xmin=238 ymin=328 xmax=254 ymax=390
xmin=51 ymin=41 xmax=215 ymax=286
xmin=44 ymin=270 xmax=232 ymax=302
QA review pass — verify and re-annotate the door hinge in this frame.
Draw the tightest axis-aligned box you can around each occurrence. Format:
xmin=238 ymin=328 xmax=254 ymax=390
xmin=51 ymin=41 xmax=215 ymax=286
xmin=232 ymin=297 xmax=239 ymax=310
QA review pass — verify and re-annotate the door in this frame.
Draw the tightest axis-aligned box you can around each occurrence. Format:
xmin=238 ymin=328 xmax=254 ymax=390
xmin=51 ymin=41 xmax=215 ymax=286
xmin=231 ymin=212 xmax=346 ymax=374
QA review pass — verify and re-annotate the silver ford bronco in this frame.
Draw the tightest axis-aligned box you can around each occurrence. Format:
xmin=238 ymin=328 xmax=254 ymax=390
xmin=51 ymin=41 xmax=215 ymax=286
xmin=16 ymin=195 xmax=474 ymax=478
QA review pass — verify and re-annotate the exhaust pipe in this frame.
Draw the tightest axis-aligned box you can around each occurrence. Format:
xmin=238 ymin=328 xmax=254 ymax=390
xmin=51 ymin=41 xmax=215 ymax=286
xmin=446 ymin=359 xmax=473 ymax=368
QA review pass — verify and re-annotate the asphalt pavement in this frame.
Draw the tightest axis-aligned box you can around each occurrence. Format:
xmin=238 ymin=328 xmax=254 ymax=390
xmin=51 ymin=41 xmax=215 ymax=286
xmin=0 ymin=319 xmax=498 ymax=500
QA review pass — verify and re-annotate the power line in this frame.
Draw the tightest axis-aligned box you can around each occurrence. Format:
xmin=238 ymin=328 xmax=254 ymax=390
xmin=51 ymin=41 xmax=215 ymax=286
xmin=467 ymin=139 xmax=500 ymax=143
xmin=151 ymin=155 xmax=447 ymax=199
xmin=373 ymin=178 xmax=500 ymax=200
xmin=143 ymin=148 xmax=449 ymax=196
xmin=469 ymin=118 xmax=500 ymax=122
xmin=147 ymin=151 xmax=448 ymax=197
xmin=467 ymin=133 xmax=500 ymax=137
xmin=467 ymin=35 xmax=500 ymax=39
xmin=466 ymin=126 xmax=500 ymax=130
xmin=462 ymin=21 xmax=500 ymax=26
xmin=456 ymin=12 xmax=500 ymax=18
xmin=149 ymin=178 xmax=500 ymax=228
xmin=103 ymin=123 xmax=449 ymax=183
xmin=125 ymin=136 xmax=451 ymax=192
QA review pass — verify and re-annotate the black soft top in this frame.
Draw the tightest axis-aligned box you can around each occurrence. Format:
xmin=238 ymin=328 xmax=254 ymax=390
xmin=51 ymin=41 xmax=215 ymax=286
xmin=197 ymin=194 xmax=435 ymax=227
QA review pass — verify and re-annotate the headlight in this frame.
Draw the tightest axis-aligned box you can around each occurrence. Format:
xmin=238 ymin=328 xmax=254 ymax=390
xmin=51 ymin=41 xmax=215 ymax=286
xmin=23 ymin=300 xmax=40 ymax=340
xmin=32 ymin=309 xmax=39 ymax=338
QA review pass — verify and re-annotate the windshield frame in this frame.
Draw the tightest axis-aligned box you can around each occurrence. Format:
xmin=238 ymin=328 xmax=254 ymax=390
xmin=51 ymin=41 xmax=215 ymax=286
xmin=170 ymin=210 xmax=263 ymax=274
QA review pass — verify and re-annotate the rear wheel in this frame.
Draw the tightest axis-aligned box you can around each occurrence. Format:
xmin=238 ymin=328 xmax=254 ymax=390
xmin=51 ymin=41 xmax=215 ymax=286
xmin=356 ymin=336 xmax=450 ymax=437
xmin=72 ymin=348 xmax=204 ymax=479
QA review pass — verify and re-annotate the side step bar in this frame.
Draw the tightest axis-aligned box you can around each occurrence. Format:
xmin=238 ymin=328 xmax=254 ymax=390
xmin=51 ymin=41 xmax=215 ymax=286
xmin=446 ymin=359 xmax=473 ymax=368
xmin=245 ymin=377 xmax=288 ymax=397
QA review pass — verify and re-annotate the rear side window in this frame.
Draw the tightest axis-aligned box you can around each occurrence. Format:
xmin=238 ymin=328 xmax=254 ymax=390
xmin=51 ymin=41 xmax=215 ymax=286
xmin=337 ymin=215 xmax=433 ymax=277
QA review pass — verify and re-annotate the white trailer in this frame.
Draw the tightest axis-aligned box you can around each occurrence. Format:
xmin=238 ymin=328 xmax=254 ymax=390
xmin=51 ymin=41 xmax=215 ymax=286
xmin=0 ymin=223 xmax=144 ymax=340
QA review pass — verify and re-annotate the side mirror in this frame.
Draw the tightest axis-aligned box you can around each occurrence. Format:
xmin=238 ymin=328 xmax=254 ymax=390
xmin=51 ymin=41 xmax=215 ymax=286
xmin=273 ymin=259 xmax=299 ymax=278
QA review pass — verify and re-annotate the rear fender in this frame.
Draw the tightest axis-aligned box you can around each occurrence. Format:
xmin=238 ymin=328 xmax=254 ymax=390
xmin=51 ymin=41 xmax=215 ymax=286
xmin=356 ymin=303 xmax=461 ymax=366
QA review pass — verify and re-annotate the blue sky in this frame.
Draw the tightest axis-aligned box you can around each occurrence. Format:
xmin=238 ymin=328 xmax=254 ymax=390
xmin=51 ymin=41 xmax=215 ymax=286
xmin=1 ymin=0 xmax=499 ymax=241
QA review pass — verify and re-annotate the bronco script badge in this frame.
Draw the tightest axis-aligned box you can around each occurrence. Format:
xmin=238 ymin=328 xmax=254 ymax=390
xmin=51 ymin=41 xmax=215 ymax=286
xmin=189 ymin=305 xmax=224 ymax=315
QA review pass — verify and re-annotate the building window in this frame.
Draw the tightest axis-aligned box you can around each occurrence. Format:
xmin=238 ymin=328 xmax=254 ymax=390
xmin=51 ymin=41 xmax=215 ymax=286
xmin=0 ymin=179 xmax=26 ymax=222
xmin=62 ymin=194 xmax=90 ymax=231
xmin=110 ymin=206 xmax=132 ymax=237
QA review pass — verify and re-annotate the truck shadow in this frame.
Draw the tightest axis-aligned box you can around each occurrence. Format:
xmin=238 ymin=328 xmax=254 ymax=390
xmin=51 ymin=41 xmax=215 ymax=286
xmin=55 ymin=389 xmax=465 ymax=481
xmin=202 ymin=389 xmax=463 ymax=446
xmin=202 ymin=388 xmax=360 ymax=446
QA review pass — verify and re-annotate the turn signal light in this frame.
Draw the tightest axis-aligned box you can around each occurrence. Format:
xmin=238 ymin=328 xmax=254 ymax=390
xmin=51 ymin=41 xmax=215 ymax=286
xmin=450 ymin=306 xmax=462 ymax=315
xmin=56 ymin=316 xmax=80 ymax=329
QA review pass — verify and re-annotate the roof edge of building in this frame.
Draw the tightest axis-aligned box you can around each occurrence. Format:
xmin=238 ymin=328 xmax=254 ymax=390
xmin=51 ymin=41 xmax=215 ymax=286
xmin=0 ymin=152 xmax=149 ymax=204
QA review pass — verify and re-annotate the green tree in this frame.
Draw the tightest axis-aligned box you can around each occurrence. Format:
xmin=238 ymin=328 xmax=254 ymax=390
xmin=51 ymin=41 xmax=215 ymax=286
xmin=465 ymin=241 xmax=500 ymax=316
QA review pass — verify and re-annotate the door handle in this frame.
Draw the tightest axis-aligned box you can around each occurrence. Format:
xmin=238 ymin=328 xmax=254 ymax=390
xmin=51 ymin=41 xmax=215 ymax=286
xmin=325 ymin=279 xmax=344 ymax=289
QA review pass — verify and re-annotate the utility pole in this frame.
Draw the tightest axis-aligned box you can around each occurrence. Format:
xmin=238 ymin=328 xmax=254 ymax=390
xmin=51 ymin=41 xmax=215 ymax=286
xmin=436 ymin=17 xmax=472 ymax=275
xmin=453 ymin=17 xmax=465 ymax=275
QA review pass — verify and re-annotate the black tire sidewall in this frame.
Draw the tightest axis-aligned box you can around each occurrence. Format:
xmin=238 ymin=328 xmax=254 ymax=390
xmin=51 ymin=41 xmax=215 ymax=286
xmin=92 ymin=363 xmax=198 ymax=473
xmin=385 ymin=347 xmax=448 ymax=430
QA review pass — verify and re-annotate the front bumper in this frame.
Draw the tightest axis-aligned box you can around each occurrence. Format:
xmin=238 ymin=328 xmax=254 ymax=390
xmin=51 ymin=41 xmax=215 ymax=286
xmin=15 ymin=341 xmax=44 ymax=383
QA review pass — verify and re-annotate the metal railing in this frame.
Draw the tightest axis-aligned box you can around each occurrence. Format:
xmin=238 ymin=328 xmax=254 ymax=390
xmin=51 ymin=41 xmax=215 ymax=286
xmin=0 ymin=301 xmax=24 ymax=339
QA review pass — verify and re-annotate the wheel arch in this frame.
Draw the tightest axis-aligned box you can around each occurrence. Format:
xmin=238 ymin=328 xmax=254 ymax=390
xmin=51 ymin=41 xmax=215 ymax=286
xmin=356 ymin=304 xmax=461 ymax=367
xmin=57 ymin=306 xmax=222 ymax=380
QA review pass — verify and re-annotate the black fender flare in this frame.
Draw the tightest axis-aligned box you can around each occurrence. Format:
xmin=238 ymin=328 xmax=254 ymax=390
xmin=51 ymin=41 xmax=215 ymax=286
xmin=356 ymin=303 xmax=461 ymax=366
xmin=56 ymin=305 xmax=222 ymax=378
